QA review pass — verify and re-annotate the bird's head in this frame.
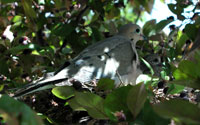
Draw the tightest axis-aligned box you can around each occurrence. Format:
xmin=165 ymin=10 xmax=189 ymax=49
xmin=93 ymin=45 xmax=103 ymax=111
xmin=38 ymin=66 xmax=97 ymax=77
xmin=118 ymin=23 xmax=146 ymax=45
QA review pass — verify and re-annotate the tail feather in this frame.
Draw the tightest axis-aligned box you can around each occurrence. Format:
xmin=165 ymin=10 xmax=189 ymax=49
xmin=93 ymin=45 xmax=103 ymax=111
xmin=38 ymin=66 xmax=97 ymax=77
xmin=13 ymin=67 xmax=71 ymax=98
xmin=13 ymin=77 xmax=69 ymax=98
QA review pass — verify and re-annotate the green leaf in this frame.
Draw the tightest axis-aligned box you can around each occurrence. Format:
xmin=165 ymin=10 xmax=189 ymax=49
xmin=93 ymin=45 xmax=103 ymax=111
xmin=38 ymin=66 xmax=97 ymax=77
xmin=91 ymin=27 xmax=103 ymax=42
xmin=167 ymin=84 xmax=185 ymax=94
xmin=53 ymin=0 xmax=62 ymax=9
xmin=0 ymin=0 xmax=18 ymax=4
xmin=75 ymin=92 xmax=107 ymax=119
xmin=194 ymin=50 xmax=200 ymax=62
xmin=144 ymin=0 xmax=154 ymax=13
xmin=52 ymin=86 xmax=75 ymax=100
xmin=68 ymin=98 xmax=86 ymax=111
xmin=178 ymin=60 xmax=200 ymax=79
xmin=52 ymin=23 xmax=74 ymax=37
xmin=143 ymin=19 xmax=156 ymax=37
xmin=0 ymin=95 xmax=43 ymax=125
xmin=184 ymin=24 xmax=198 ymax=41
xmin=150 ymin=19 xmax=173 ymax=36
xmin=153 ymin=99 xmax=200 ymax=124
xmin=169 ymin=80 xmax=200 ymax=89
xmin=88 ymin=0 xmax=104 ymax=13
xmin=176 ymin=32 xmax=189 ymax=54
xmin=167 ymin=47 xmax=177 ymax=60
xmin=97 ymin=78 xmax=115 ymax=91
xmin=12 ymin=15 xmax=22 ymax=23
xmin=0 ymin=59 xmax=9 ymax=76
xmin=105 ymin=7 xmax=120 ymax=19
xmin=9 ymin=44 xmax=39 ymax=54
xmin=21 ymin=0 xmax=37 ymax=20
xmin=136 ymin=101 xmax=170 ymax=124
xmin=168 ymin=4 xmax=183 ymax=15
xmin=104 ymin=86 xmax=132 ymax=121
xmin=173 ymin=69 xmax=189 ymax=80
xmin=127 ymin=83 xmax=147 ymax=119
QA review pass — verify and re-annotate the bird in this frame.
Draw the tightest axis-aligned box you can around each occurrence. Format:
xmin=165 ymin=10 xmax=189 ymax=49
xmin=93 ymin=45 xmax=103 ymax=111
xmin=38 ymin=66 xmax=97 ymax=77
xmin=13 ymin=23 xmax=146 ymax=97
xmin=140 ymin=54 xmax=162 ymax=77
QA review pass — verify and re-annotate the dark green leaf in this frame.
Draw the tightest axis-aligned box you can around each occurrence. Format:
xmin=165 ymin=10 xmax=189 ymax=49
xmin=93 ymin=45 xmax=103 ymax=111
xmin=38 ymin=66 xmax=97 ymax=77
xmin=104 ymin=86 xmax=132 ymax=121
xmin=52 ymin=23 xmax=74 ymax=37
xmin=91 ymin=27 xmax=103 ymax=42
xmin=68 ymin=98 xmax=86 ymax=111
xmin=184 ymin=24 xmax=198 ymax=41
xmin=127 ymin=83 xmax=147 ymax=119
xmin=9 ymin=44 xmax=39 ymax=54
xmin=153 ymin=99 xmax=200 ymax=124
xmin=143 ymin=19 xmax=156 ymax=37
xmin=168 ymin=4 xmax=183 ymax=15
xmin=153 ymin=19 xmax=174 ymax=35
xmin=21 ymin=0 xmax=37 ymax=20
xmin=75 ymin=92 xmax=107 ymax=119
xmin=97 ymin=78 xmax=115 ymax=91
xmin=0 ymin=95 xmax=43 ymax=125
xmin=0 ymin=0 xmax=18 ymax=4
xmin=0 ymin=59 xmax=9 ymax=76
xmin=169 ymin=80 xmax=200 ymax=89
xmin=135 ymin=101 xmax=170 ymax=124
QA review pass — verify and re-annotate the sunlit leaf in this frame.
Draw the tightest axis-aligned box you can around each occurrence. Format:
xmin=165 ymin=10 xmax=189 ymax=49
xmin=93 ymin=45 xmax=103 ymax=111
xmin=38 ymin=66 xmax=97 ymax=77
xmin=176 ymin=32 xmax=189 ymax=54
xmin=167 ymin=84 xmax=185 ymax=94
xmin=11 ymin=15 xmax=22 ymax=23
xmin=178 ymin=60 xmax=200 ymax=79
xmin=52 ymin=86 xmax=75 ymax=100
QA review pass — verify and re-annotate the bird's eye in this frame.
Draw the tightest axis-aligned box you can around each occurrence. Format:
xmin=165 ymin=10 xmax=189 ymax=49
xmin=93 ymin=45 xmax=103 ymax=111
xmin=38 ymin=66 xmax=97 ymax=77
xmin=153 ymin=58 xmax=159 ymax=63
xmin=135 ymin=28 xmax=140 ymax=33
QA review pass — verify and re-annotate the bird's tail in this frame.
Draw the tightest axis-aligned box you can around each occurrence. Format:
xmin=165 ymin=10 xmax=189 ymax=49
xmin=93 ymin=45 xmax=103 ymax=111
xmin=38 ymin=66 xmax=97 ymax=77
xmin=13 ymin=70 xmax=70 ymax=98
xmin=13 ymin=77 xmax=69 ymax=98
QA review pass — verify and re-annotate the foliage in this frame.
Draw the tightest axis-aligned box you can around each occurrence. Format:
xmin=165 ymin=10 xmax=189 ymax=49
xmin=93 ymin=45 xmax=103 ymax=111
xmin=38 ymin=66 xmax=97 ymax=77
xmin=0 ymin=95 xmax=43 ymax=124
xmin=0 ymin=0 xmax=200 ymax=124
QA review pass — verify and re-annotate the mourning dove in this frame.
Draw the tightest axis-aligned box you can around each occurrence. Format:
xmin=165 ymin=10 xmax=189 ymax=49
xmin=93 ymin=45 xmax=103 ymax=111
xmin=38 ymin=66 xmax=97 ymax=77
xmin=14 ymin=23 xmax=145 ymax=97
xmin=140 ymin=54 xmax=162 ymax=76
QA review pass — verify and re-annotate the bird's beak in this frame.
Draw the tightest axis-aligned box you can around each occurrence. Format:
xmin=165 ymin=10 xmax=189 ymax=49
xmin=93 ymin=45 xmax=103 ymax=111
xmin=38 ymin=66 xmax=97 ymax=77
xmin=140 ymin=34 xmax=148 ymax=41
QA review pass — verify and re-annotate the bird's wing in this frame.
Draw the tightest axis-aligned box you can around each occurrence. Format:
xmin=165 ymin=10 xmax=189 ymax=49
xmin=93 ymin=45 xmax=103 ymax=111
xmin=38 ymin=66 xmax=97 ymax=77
xmin=55 ymin=40 xmax=138 ymax=86
xmin=73 ymin=35 xmax=131 ymax=60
